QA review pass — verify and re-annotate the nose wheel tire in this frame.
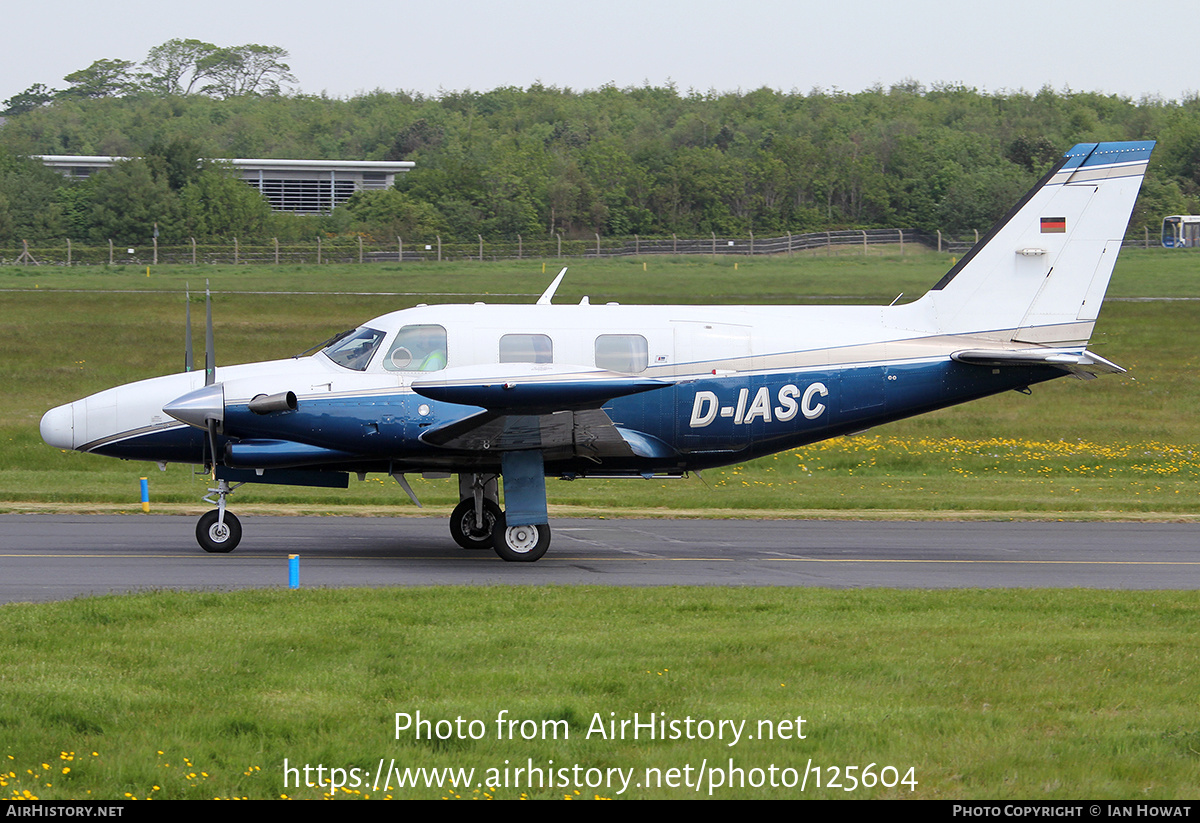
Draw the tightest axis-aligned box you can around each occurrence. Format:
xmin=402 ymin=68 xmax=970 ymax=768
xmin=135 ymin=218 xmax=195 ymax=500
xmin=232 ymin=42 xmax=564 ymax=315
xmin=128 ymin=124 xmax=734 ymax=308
xmin=492 ymin=513 xmax=550 ymax=562
xmin=449 ymin=497 xmax=502 ymax=550
xmin=196 ymin=509 xmax=242 ymax=553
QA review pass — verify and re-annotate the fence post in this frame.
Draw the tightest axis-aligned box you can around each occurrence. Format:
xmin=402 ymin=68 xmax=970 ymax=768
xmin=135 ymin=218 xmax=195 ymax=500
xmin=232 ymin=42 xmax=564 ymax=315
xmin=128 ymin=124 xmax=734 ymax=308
xmin=673 ymin=234 xmax=677 ymax=255
xmin=274 ymin=237 xmax=280 ymax=265
xmin=635 ymin=234 xmax=639 ymax=256
xmin=517 ymin=234 xmax=522 ymax=259
xmin=825 ymin=231 xmax=831 ymax=256
xmin=557 ymin=233 xmax=562 ymax=258
xmin=437 ymin=235 xmax=442 ymax=262
xmin=234 ymin=237 xmax=239 ymax=265
xmin=67 ymin=238 xmax=71 ymax=266
xmin=898 ymin=228 xmax=904 ymax=256
xmin=153 ymin=236 xmax=158 ymax=265
xmin=1144 ymin=227 xmax=1149 ymax=249
xmin=787 ymin=231 xmax=792 ymax=256
xmin=191 ymin=237 xmax=197 ymax=265
xmin=359 ymin=235 xmax=363 ymax=264
xmin=749 ymin=230 xmax=754 ymax=256
xmin=398 ymin=236 xmax=402 ymax=263
xmin=595 ymin=232 xmax=601 ymax=258
xmin=317 ymin=236 xmax=322 ymax=265
xmin=937 ymin=230 xmax=942 ymax=253
xmin=109 ymin=239 xmax=114 ymax=265
xmin=862 ymin=230 xmax=867 ymax=256
xmin=712 ymin=232 xmax=716 ymax=258
xmin=974 ymin=229 xmax=979 ymax=245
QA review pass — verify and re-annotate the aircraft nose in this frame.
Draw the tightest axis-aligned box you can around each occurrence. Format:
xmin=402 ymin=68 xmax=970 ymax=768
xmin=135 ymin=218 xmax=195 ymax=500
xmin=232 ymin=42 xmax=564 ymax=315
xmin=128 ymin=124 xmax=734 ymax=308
xmin=41 ymin=403 xmax=75 ymax=450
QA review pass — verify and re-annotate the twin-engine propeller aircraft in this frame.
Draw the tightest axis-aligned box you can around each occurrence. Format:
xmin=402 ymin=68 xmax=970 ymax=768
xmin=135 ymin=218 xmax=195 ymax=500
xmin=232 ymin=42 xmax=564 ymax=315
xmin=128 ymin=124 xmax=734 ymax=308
xmin=41 ymin=141 xmax=1152 ymax=561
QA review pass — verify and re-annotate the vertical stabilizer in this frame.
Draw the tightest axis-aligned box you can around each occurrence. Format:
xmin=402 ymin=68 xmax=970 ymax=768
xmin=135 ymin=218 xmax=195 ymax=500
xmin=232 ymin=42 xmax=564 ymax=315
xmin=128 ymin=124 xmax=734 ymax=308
xmin=919 ymin=141 xmax=1153 ymax=346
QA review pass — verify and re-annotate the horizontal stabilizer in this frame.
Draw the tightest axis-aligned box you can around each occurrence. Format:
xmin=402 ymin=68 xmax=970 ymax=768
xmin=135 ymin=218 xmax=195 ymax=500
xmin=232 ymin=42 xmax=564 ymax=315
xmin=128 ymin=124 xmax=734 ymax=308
xmin=412 ymin=363 xmax=670 ymax=412
xmin=951 ymin=348 xmax=1125 ymax=377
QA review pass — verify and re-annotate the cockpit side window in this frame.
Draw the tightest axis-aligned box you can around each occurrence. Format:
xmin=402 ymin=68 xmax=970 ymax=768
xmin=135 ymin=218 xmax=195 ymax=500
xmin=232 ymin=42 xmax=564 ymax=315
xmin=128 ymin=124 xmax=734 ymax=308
xmin=499 ymin=333 xmax=553 ymax=364
xmin=323 ymin=327 xmax=386 ymax=371
xmin=383 ymin=324 xmax=448 ymax=371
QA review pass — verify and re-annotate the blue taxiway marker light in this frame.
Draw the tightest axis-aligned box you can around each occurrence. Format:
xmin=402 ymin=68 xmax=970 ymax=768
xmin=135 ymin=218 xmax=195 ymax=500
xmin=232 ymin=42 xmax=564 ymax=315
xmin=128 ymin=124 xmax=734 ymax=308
xmin=289 ymin=554 xmax=299 ymax=589
xmin=140 ymin=477 xmax=149 ymax=513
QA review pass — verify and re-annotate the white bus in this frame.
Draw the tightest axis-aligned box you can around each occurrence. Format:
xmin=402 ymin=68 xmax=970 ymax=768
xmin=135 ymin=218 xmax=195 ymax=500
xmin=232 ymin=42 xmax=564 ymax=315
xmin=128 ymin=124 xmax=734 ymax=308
xmin=1161 ymin=215 xmax=1200 ymax=248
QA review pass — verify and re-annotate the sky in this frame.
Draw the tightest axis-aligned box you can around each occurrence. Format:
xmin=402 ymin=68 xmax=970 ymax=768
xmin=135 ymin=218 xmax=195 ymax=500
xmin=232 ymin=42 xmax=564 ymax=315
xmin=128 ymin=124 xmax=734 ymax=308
xmin=3 ymin=0 xmax=1188 ymax=104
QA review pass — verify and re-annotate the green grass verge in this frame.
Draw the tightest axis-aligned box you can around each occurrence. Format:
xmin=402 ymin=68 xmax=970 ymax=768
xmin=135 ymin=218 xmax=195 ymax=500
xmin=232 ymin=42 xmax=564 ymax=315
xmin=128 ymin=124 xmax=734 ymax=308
xmin=2 ymin=587 xmax=1197 ymax=800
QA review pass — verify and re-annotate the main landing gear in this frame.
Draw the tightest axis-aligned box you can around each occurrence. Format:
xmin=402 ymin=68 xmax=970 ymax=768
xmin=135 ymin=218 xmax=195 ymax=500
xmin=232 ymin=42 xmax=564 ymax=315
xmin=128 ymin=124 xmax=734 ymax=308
xmin=449 ymin=496 xmax=502 ymax=550
xmin=453 ymin=470 xmax=551 ymax=562
xmin=196 ymin=478 xmax=243 ymax=553
xmin=491 ymin=515 xmax=550 ymax=563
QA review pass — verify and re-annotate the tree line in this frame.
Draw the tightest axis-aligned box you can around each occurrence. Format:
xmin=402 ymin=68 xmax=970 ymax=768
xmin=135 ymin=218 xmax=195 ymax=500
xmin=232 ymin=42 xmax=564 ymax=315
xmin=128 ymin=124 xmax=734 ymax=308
xmin=2 ymin=54 xmax=1199 ymax=247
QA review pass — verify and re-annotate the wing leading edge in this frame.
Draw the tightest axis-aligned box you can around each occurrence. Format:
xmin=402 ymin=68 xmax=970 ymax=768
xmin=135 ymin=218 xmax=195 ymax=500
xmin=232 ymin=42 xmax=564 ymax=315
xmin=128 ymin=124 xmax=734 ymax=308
xmin=413 ymin=363 xmax=674 ymax=457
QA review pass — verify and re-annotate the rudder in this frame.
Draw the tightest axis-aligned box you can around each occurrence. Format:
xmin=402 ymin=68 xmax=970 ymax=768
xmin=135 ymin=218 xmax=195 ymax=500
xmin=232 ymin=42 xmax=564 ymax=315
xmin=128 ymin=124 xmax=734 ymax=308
xmin=920 ymin=141 xmax=1153 ymax=346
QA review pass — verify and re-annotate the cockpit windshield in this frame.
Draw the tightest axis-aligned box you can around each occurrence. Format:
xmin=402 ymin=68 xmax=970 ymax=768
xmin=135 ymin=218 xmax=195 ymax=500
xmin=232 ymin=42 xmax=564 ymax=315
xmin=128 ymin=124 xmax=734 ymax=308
xmin=322 ymin=327 xmax=385 ymax=371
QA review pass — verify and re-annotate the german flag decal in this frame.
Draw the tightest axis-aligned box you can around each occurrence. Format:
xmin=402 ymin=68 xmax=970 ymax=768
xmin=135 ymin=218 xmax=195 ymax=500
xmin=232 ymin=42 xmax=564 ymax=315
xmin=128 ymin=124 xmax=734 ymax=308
xmin=1041 ymin=217 xmax=1066 ymax=233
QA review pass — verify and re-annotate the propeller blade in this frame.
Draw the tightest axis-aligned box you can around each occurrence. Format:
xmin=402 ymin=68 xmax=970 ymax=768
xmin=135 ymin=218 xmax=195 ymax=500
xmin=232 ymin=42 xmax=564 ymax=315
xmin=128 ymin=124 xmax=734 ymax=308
xmin=204 ymin=280 xmax=215 ymax=387
xmin=184 ymin=283 xmax=193 ymax=373
xmin=207 ymin=417 xmax=220 ymax=469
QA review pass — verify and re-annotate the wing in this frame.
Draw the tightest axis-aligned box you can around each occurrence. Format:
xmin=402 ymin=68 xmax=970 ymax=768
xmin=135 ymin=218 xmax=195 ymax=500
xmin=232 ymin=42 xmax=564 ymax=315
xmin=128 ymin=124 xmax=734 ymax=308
xmin=412 ymin=364 xmax=675 ymax=459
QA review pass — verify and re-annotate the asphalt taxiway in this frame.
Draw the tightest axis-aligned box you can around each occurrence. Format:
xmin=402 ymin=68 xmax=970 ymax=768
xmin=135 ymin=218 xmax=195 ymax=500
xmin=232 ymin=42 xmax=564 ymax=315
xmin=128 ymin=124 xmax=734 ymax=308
xmin=0 ymin=514 xmax=1195 ymax=603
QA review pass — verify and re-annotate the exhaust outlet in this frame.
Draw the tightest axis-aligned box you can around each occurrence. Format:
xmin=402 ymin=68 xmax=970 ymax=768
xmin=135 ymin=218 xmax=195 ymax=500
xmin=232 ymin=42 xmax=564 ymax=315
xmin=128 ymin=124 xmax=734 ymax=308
xmin=248 ymin=391 xmax=298 ymax=415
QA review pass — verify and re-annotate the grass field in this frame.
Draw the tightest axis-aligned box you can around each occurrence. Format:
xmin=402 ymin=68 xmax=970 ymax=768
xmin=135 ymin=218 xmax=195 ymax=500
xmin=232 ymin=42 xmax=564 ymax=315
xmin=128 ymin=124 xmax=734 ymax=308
xmin=1 ymin=249 xmax=1197 ymax=518
xmin=2 ymin=251 xmax=1198 ymax=801
xmin=3 ymin=587 xmax=1198 ymax=800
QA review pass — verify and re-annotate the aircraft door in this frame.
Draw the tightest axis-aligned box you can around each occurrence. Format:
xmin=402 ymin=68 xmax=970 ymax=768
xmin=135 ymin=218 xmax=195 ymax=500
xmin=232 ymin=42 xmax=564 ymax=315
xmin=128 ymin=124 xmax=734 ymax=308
xmin=672 ymin=322 xmax=753 ymax=452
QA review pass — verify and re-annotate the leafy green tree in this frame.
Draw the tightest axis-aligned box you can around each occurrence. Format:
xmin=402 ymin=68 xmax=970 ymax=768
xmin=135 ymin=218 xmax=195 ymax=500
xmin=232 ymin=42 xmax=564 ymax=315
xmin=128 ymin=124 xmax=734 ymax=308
xmin=0 ymin=151 xmax=67 ymax=242
xmin=2 ymin=84 xmax=55 ymax=116
xmin=179 ymin=167 xmax=272 ymax=238
xmin=198 ymin=45 xmax=296 ymax=97
xmin=145 ymin=136 xmax=208 ymax=191
xmin=59 ymin=59 xmax=138 ymax=99
xmin=87 ymin=160 xmax=179 ymax=243
xmin=54 ymin=179 xmax=95 ymax=240
xmin=337 ymin=188 xmax=444 ymax=241
xmin=141 ymin=39 xmax=220 ymax=95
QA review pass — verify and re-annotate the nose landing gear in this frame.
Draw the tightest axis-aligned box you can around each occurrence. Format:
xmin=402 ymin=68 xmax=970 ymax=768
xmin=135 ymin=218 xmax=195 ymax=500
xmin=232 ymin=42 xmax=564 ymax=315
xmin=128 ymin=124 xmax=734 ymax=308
xmin=196 ymin=478 xmax=243 ymax=553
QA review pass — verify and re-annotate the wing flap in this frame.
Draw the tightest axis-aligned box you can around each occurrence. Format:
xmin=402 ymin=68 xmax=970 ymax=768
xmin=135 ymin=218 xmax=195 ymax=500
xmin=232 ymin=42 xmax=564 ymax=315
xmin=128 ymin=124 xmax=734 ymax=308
xmin=420 ymin=407 xmax=646 ymax=458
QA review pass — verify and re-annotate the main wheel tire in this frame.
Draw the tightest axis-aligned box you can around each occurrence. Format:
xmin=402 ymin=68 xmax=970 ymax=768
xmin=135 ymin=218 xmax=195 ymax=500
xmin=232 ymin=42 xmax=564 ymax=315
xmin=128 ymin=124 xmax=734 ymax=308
xmin=492 ymin=513 xmax=550 ymax=562
xmin=449 ymin=497 xmax=502 ymax=550
xmin=196 ymin=509 xmax=241 ymax=553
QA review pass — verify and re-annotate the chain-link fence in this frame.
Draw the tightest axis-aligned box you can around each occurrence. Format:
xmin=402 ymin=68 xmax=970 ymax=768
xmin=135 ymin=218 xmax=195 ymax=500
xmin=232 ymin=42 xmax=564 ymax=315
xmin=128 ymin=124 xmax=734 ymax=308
xmin=0 ymin=226 xmax=1160 ymax=266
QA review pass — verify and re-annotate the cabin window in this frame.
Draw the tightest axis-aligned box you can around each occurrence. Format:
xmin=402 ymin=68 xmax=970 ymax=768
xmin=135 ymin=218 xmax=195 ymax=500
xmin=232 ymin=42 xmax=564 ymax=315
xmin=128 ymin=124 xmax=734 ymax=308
xmin=323 ymin=327 xmax=386 ymax=371
xmin=499 ymin=333 xmax=553 ymax=364
xmin=383 ymin=324 xmax=448 ymax=371
xmin=595 ymin=334 xmax=648 ymax=373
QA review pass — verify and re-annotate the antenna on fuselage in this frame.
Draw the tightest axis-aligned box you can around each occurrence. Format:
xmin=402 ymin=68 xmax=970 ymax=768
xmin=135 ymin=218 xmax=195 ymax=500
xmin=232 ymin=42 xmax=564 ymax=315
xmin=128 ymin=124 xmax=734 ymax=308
xmin=536 ymin=267 xmax=568 ymax=305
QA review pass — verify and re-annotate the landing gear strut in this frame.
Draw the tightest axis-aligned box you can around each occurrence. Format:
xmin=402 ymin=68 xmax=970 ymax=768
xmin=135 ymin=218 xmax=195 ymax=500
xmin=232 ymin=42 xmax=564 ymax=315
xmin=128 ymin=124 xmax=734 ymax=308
xmin=197 ymin=478 xmax=243 ymax=553
xmin=450 ymin=473 xmax=500 ymax=550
